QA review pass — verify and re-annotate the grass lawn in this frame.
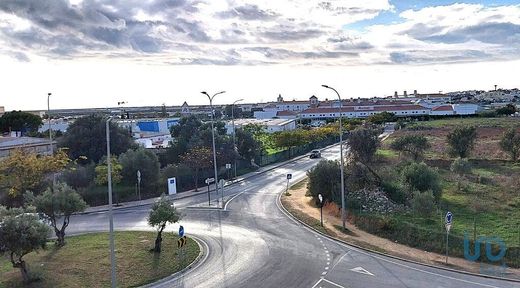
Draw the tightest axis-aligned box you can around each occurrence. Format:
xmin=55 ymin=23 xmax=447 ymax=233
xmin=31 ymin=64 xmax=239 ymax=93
xmin=407 ymin=117 xmax=520 ymax=129
xmin=0 ymin=231 xmax=199 ymax=288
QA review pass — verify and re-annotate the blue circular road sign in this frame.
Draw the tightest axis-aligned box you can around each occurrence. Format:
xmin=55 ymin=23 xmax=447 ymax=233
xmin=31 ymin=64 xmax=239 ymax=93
xmin=179 ymin=225 xmax=184 ymax=237
xmin=445 ymin=212 xmax=453 ymax=225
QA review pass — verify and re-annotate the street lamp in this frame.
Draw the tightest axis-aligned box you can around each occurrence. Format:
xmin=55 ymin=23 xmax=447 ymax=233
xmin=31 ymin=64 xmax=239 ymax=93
xmin=106 ymin=116 xmax=117 ymax=288
xmin=318 ymin=194 xmax=324 ymax=226
xmin=231 ymin=99 xmax=243 ymax=179
xmin=47 ymin=93 xmax=53 ymax=154
xmin=201 ymin=91 xmax=226 ymax=207
xmin=321 ymin=85 xmax=347 ymax=230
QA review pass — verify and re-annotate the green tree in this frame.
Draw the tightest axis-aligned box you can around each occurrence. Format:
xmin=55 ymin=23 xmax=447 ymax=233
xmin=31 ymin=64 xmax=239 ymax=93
xmin=148 ymin=195 xmax=181 ymax=253
xmin=348 ymin=127 xmax=380 ymax=164
xmin=367 ymin=112 xmax=397 ymax=125
xmin=180 ymin=146 xmax=213 ymax=191
xmin=496 ymin=104 xmax=517 ymax=116
xmin=390 ymin=134 xmax=430 ymax=161
xmin=27 ymin=183 xmax=87 ymax=246
xmin=450 ymin=158 xmax=472 ymax=191
xmin=0 ymin=207 xmax=50 ymax=283
xmin=0 ymin=149 xmax=70 ymax=207
xmin=224 ymin=105 xmax=243 ymax=118
xmin=400 ymin=162 xmax=442 ymax=200
xmin=499 ymin=127 xmax=520 ymax=161
xmin=0 ymin=111 xmax=42 ymax=134
xmin=446 ymin=126 xmax=477 ymax=158
xmin=58 ymin=114 xmax=135 ymax=163
xmin=235 ymin=128 xmax=261 ymax=161
xmin=94 ymin=157 xmax=122 ymax=186
xmin=119 ymin=148 xmax=160 ymax=192
xmin=273 ymin=130 xmax=308 ymax=148
xmin=307 ymin=160 xmax=342 ymax=205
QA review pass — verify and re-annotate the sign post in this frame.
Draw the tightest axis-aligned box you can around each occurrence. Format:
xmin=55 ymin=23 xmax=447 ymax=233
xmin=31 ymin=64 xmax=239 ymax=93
xmin=445 ymin=211 xmax=453 ymax=264
xmin=205 ymin=178 xmax=215 ymax=206
xmin=137 ymin=170 xmax=141 ymax=201
xmin=318 ymin=194 xmax=323 ymax=227
xmin=286 ymin=174 xmax=292 ymax=196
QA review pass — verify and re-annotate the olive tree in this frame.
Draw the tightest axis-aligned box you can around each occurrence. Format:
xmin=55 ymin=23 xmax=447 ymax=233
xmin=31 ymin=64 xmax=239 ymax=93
xmin=446 ymin=126 xmax=477 ymax=158
xmin=390 ymin=134 xmax=430 ymax=161
xmin=148 ymin=195 xmax=181 ymax=253
xmin=0 ymin=207 xmax=50 ymax=283
xmin=499 ymin=127 xmax=520 ymax=161
xmin=400 ymin=162 xmax=442 ymax=201
xmin=450 ymin=158 xmax=472 ymax=191
xmin=28 ymin=183 xmax=87 ymax=246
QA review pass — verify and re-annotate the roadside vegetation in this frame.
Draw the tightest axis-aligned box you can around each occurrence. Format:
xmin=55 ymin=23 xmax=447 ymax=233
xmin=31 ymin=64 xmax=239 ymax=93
xmin=303 ymin=117 xmax=520 ymax=268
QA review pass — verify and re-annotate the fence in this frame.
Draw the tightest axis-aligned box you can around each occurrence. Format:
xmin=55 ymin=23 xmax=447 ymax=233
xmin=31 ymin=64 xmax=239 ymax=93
xmin=350 ymin=212 xmax=520 ymax=268
xmin=253 ymin=136 xmax=340 ymax=167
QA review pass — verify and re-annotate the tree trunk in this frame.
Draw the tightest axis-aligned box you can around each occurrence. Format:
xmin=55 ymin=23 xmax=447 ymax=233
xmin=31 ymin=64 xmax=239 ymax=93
xmin=194 ymin=168 xmax=199 ymax=191
xmin=153 ymin=224 xmax=166 ymax=253
xmin=10 ymin=253 xmax=29 ymax=283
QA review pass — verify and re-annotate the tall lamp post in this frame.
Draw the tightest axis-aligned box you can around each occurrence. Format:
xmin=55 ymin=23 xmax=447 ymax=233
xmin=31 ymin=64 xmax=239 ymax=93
xmin=106 ymin=117 xmax=117 ymax=288
xmin=321 ymin=85 xmax=347 ymax=229
xmin=47 ymin=93 xmax=53 ymax=154
xmin=231 ymin=99 xmax=243 ymax=179
xmin=201 ymin=91 xmax=226 ymax=207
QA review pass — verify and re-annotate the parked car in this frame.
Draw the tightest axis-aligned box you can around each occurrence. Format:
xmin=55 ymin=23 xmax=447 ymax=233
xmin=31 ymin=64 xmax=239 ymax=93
xmin=310 ymin=150 xmax=321 ymax=159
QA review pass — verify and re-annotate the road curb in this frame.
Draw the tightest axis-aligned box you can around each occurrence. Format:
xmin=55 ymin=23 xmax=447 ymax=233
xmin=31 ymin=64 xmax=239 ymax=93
xmin=142 ymin=235 xmax=208 ymax=288
xmin=277 ymin=185 xmax=520 ymax=284
xmin=81 ymin=142 xmax=342 ymax=215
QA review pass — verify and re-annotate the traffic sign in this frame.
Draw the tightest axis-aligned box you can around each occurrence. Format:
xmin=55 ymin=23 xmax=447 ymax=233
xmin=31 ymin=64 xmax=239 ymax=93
xmin=318 ymin=194 xmax=323 ymax=203
xmin=179 ymin=225 xmax=184 ymax=238
xmin=205 ymin=178 xmax=215 ymax=184
xmin=226 ymin=163 xmax=232 ymax=169
xmin=137 ymin=170 xmax=141 ymax=183
xmin=445 ymin=212 xmax=453 ymax=225
xmin=287 ymin=174 xmax=292 ymax=180
xmin=177 ymin=236 xmax=187 ymax=248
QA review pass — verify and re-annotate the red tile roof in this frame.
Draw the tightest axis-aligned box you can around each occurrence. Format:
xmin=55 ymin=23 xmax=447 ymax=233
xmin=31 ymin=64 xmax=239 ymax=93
xmin=301 ymin=105 xmax=428 ymax=114
xmin=432 ymin=105 xmax=453 ymax=111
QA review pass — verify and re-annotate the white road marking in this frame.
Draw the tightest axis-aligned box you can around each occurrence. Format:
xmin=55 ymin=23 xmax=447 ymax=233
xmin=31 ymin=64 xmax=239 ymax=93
xmin=311 ymin=278 xmax=346 ymax=288
xmin=350 ymin=266 xmax=374 ymax=276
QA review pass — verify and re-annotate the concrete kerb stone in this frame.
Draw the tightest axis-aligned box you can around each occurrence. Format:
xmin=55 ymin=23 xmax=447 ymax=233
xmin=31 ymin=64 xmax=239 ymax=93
xmin=277 ymin=183 xmax=520 ymax=284
xmin=79 ymin=142 xmax=342 ymax=215
xmin=142 ymin=235 xmax=208 ymax=288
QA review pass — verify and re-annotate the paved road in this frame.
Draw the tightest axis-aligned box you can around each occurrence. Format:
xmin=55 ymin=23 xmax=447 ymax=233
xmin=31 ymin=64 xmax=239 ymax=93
xmin=67 ymin=145 xmax=520 ymax=288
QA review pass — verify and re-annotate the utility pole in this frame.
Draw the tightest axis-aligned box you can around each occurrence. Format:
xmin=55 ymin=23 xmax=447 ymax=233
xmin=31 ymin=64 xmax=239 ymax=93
xmin=201 ymin=91 xmax=226 ymax=207
xmin=106 ymin=117 xmax=117 ymax=288
xmin=231 ymin=99 xmax=243 ymax=180
xmin=322 ymin=85 xmax=347 ymax=229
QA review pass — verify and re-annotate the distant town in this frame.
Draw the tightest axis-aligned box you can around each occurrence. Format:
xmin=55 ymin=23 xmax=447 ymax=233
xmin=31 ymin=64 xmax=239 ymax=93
xmin=1 ymin=86 xmax=519 ymax=155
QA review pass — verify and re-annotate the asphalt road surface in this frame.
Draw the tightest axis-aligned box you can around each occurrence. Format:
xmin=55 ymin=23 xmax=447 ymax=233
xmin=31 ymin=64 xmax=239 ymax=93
xmin=67 ymin=145 xmax=520 ymax=288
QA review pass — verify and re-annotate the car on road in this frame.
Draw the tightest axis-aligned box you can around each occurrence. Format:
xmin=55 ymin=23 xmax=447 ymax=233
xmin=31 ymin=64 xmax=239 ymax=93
xmin=309 ymin=150 xmax=321 ymax=159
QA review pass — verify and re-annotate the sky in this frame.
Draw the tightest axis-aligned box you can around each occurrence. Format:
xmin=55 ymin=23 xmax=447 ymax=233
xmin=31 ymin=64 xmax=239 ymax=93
xmin=1 ymin=0 xmax=519 ymax=110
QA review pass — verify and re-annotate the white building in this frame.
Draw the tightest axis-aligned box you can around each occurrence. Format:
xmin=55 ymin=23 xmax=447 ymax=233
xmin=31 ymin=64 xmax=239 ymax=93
xmin=300 ymin=105 xmax=429 ymax=119
xmin=225 ymin=119 xmax=296 ymax=134
xmin=254 ymin=110 xmax=298 ymax=119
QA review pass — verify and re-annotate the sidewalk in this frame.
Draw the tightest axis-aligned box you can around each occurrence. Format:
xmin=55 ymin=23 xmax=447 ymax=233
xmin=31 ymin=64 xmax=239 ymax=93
xmin=82 ymin=142 xmax=340 ymax=214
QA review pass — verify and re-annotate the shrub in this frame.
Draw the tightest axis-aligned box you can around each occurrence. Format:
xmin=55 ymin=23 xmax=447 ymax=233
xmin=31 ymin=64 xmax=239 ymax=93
xmin=307 ymin=160 xmax=342 ymax=205
xmin=119 ymin=148 xmax=160 ymax=195
xmin=381 ymin=181 xmax=407 ymax=204
xmin=400 ymin=162 xmax=442 ymax=200
xmin=411 ymin=191 xmax=436 ymax=216
xmin=61 ymin=163 xmax=95 ymax=189
xmin=446 ymin=126 xmax=477 ymax=158
xmin=390 ymin=134 xmax=430 ymax=161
